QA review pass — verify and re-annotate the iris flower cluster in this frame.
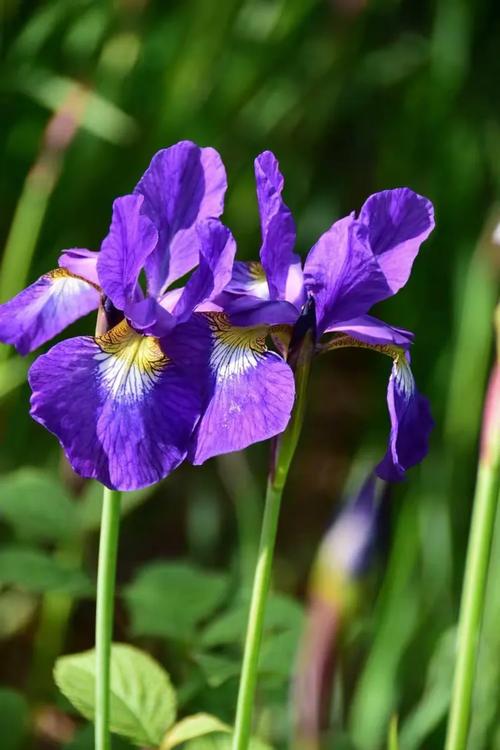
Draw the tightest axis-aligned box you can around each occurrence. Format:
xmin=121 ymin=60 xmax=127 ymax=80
xmin=0 ymin=141 xmax=435 ymax=490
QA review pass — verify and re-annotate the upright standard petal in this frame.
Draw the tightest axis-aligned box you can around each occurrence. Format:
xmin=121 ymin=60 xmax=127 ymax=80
xmin=0 ymin=269 xmax=100 ymax=355
xmin=166 ymin=313 xmax=295 ymax=464
xmin=376 ymin=353 xmax=434 ymax=482
xmin=29 ymin=320 xmax=200 ymax=490
xmin=304 ymin=215 xmax=390 ymax=333
xmin=58 ymin=248 xmax=100 ymax=286
xmin=359 ymin=188 xmax=434 ymax=296
xmin=97 ymin=194 xmax=158 ymax=311
xmin=255 ymin=151 xmax=301 ymax=301
xmin=135 ymin=141 xmax=227 ymax=295
xmin=172 ymin=219 xmax=236 ymax=322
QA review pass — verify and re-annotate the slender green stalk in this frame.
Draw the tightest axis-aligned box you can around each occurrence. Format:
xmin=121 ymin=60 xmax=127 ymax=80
xmin=232 ymin=330 xmax=313 ymax=750
xmin=444 ymin=464 xmax=499 ymax=750
xmin=95 ymin=487 xmax=121 ymax=750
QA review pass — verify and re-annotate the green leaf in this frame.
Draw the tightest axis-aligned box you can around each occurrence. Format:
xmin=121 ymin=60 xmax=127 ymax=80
xmin=193 ymin=653 xmax=240 ymax=688
xmin=54 ymin=643 xmax=177 ymax=746
xmin=182 ymin=733 xmax=272 ymax=750
xmin=201 ymin=593 xmax=303 ymax=648
xmin=0 ymin=590 xmax=37 ymax=639
xmin=0 ymin=687 xmax=29 ymax=750
xmin=124 ymin=562 xmax=228 ymax=641
xmin=387 ymin=715 xmax=399 ymax=750
xmin=0 ymin=545 xmax=92 ymax=596
xmin=63 ymin=723 xmax=134 ymax=750
xmin=161 ymin=714 xmax=230 ymax=750
xmin=0 ymin=469 xmax=80 ymax=543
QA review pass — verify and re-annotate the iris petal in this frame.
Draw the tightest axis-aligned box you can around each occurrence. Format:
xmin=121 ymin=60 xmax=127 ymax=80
xmin=29 ymin=320 xmax=200 ymax=490
xmin=0 ymin=269 xmax=100 ymax=355
xmin=134 ymin=141 xmax=227 ymax=295
xmin=376 ymin=353 xmax=434 ymax=481
xmin=166 ymin=313 xmax=295 ymax=464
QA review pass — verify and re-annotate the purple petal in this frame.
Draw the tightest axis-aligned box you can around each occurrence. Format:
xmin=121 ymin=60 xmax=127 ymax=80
xmin=224 ymin=261 xmax=271 ymax=300
xmin=359 ymin=188 xmax=434 ymax=296
xmin=0 ymin=270 xmax=100 ymax=355
xmin=124 ymin=297 xmax=175 ymax=337
xmin=255 ymin=151 xmax=302 ymax=302
xmin=134 ymin=141 xmax=227 ymax=295
xmin=325 ymin=314 xmax=414 ymax=347
xmin=173 ymin=219 xmax=236 ymax=322
xmin=214 ymin=292 xmax=299 ymax=326
xmin=58 ymin=248 xmax=100 ymax=286
xmin=165 ymin=313 xmax=295 ymax=464
xmin=303 ymin=215 xmax=390 ymax=334
xmin=29 ymin=321 xmax=200 ymax=490
xmin=376 ymin=353 xmax=434 ymax=481
xmin=97 ymin=194 xmax=158 ymax=311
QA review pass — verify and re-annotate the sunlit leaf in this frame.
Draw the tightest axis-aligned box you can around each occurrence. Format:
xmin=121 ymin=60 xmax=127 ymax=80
xmin=182 ymin=732 xmax=272 ymax=750
xmin=0 ymin=590 xmax=37 ymax=639
xmin=161 ymin=714 xmax=230 ymax=750
xmin=55 ymin=644 xmax=176 ymax=746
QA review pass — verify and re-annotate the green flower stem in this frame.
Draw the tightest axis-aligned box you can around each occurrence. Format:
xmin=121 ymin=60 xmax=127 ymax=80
xmin=445 ymin=459 xmax=500 ymax=750
xmin=232 ymin=334 xmax=313 ymax=750
xmin=95 ymin=487 xmax=121 ymax=750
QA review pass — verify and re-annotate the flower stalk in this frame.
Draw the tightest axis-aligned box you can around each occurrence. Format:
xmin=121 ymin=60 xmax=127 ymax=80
xmin=95 ymin=487 xmax=121 ymax=750
xmin=445 ymin=320 xmax=500 ymax=750
xmin=232 ymin=303 xmax=315 ymax=750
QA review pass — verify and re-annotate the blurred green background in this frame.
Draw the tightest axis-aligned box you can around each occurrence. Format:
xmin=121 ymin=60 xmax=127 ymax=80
xmin=0 ymin=0 xmax=499 ymax=748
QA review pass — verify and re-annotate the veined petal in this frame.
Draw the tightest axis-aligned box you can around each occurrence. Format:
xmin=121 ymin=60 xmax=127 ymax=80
xmin=325 ymin=314 xmax=414 ymax=347
xmin=359 ymin=188 xmax=434 ymax=296
xmin=224 ymin=261 xmax=271 ymax=300
xmin=29 ymin=320 xmax=200 ymax=490
xmin=97 ymin=194 xmax=158 ymax=311
xmin=304 ymin=215 xmax=390 ymax=334
xmin=124 ymin=297 xmax=175 ymax=337
xmin=58 ymin=248 xmax=99 ymax=285
xmin=214 ymin=292 xmax=299 ymax=327
xmin=0 ymin=269 xmax=100 ymax=355
xmin=376 ymin=353 xmax=434 ymax=482
xmin=173 ymin=219 xmax=236 ymax=322
xmin=135 ymin=141 xmax=227 ymax=295
xmin=255 ymin=151 xmax=302 ymax=302
xmin=166 ymin=313 xmax=295 ymax=464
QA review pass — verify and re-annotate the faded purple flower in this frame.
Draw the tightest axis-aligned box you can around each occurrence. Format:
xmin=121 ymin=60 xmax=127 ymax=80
xmin=216 ymin=151 xmax=435 ymax=480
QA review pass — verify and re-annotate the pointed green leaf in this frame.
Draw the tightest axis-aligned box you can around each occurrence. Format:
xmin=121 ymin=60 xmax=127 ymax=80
xmin=182 ymin=733 xmax=272 ymax=750
xmin=161 ymin=714 xmax=230 ymax=750
xmin=54 ymin=644 xmax=176 ymax=746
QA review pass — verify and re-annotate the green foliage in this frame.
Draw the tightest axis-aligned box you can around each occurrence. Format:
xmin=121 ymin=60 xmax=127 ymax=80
xmin=0 ymin=545 xmax=92 ymax=596
xmin=124 ymin=562 xmax=229 ymax=641
xmin=0 ymin=687 xmax=29 ymax=750
xmin=182 ymin=733 xmax=272 ymax=750
xmin=0 ymin=468 xmax=80 ymax=542
xmin=161 ymin=713 xmax=230 ymax=750
xmin=55 ymin=644 xmax=177 ymax=746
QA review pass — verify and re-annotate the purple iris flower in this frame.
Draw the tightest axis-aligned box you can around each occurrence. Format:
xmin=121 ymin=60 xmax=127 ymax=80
xmin=215 ymin=151 xmax=435 ymax=480
xmin=0 ymin=141 xmax=296 ymax=489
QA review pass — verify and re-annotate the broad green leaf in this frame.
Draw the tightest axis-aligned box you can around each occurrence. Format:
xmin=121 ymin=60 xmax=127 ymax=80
xmin=182 ymin=732 xmax=272 ymax=750
xmin=0 ymin=590 xmax=37 ymax=639
xmin=0 ymin=687 xmax=29 ymax=750
xmin=201 ymin=593 xmax=303 ymax=648
xmin=0 ymin=546 xmax=92 ymax=596
xmin=124 ymin=562 xmax=228 ymax=641
xmin=193 ymin=653 xmax=240 ymax=688
xmin=0 ymin=469 xmax=79 ymax=542
xmin=161 ymin=714 xmax=230 ymax=750
xmin=55 ymin=643 xmax=177 ymax=746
